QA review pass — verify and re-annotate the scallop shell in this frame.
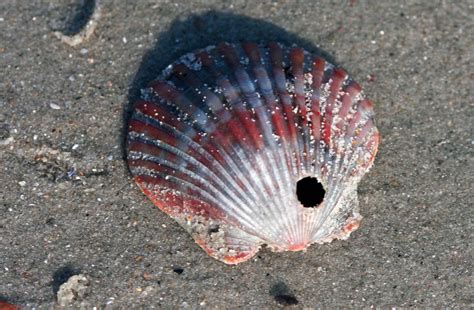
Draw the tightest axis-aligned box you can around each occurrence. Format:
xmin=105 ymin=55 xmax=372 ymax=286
xmin=127 ymin=42 xmax=379 ymax=264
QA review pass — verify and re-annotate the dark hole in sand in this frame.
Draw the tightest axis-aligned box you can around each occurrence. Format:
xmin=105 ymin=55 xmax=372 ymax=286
xmin=274 ymin=294 xmax=299 ymax=306
xmin=270 ymin=282 xmax=299 ymax=306
xmin=296 ymin=176 xmax=325 ymax=208
xmin=173 ymin=267 xmax=184 ymax=275
xmin=62 ymin=0 xmax=97 ymax=36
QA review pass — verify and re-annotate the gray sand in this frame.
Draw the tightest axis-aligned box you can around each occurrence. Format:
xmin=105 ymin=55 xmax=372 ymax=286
xmin=1 ymin=1 xmax=472 ymax=308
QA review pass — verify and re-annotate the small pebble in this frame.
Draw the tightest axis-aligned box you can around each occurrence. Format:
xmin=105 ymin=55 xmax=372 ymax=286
xmin=57 ymin=274 xmax=89 ymax=307
xmin=49 ymin=103 xmax=61 ymax=110
xmin=0 ymin=136 xmax=14 ymax=146
xmin=72 ymin=144 xmax=79 ymax=150
xmin=80 ymin=48 xmax=88 ymax=54
xmin=18 ymin=181 xmax=26 ymax=187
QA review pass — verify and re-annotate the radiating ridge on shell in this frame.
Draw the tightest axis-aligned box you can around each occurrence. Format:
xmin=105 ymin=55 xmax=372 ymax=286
xmin=127 ymin=42 xmax=379 ymax=264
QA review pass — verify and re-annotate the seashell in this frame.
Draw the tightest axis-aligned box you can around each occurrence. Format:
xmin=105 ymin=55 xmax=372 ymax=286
xmin=127 ymin=42 xmax=379 ymax=264
xmin=0 ymin=301 xmax=21 ymax=310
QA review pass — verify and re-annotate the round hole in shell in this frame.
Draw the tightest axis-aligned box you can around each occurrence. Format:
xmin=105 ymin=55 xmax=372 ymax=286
xmin=296 ymin=177 xmax=325 ymax=208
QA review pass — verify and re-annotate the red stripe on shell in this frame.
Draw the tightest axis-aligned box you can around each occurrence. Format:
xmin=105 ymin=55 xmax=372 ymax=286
xmin=135 ymin=175 xmax=225 ymax=221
